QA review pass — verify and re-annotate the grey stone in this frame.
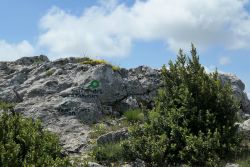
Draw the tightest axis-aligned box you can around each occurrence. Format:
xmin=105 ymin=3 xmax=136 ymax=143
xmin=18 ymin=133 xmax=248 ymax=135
xmin=97 ymin=128 xmax=128 ymax=144
xmin=88 ymin=162 xmax=104 ymax=167
xmin=225 ymin=163 xmax=239 ymax=167
xmin=239 ymin=118 xmax=250 ymax=139
xmin=219 ymin=73 xmax=250 ymax=113
xmin=15 ymin=55 xmax=49 ymax=65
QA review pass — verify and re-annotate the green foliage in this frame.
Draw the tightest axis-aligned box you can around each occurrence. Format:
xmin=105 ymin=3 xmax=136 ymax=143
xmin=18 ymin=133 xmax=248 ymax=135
xmin=0 ymin=101 xmax=15 ymax=111
xmin=92 ymin=142 xmax=124 ymax=162
xmin=80 ymin=58 xmax=120 ymax=71
xmin=80 ymin=59 xmax=109 ymax=66
xmin=46 ymin=69 xmax=56 ymax=76
xmin=112 ymin=65 xmax=120 ymax=71
xmin=0 ymin=112 xmax=71 ymax=167
xmin=123 ymin=44 xmax=241 ymax=166
xmin=89 ymin=123 xmax=107 ymax=139
xmin=124 ymin=109 xmax=144 ymax=123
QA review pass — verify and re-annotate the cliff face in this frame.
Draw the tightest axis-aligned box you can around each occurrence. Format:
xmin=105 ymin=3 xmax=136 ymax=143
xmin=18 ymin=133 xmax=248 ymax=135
xmin=0 ymin=55 xmax=249 ymax=156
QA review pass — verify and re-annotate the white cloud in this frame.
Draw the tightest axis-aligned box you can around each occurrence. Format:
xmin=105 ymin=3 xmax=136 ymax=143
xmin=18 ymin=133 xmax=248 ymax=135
xmin=38 ymin=0 xmax=250 ymax=59
xmin=0 ymin=40 xmax=35 ymax=61
xmin=247 ymin=92 xmax=250 ymax=99
xmin=219 ymin=56 xmax=231 ymax=65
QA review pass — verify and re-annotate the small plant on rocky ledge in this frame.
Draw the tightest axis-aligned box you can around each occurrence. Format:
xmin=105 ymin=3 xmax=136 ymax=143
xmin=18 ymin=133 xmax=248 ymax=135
xmin=80 ymin=58 xmax=120 ymax=71
xmin=45 ymin=69 xmax=56 ymax=76
xmin=89 ymin=123 xmax=107 ymax=139
xmin=124 ymin=108 xmax=144 ymax=123
xmin=92 ymin=141 xmax=125 ymax=162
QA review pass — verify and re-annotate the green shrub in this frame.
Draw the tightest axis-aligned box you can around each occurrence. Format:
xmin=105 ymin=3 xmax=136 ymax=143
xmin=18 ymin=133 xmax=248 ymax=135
xmin=0 ymin=112 xmax=71 ymax=167
xmin=80 ymin=59 xmax=109 ymax=66
xmin=0 ymin=101 xmax=15 ymax=111
xmin=92 ymin=142 xmax=124 ymax=162
xmin=124 ymin=109 xmax=144 ymax=123
xmin=123 ymin=44 xmax=241 ymax=167
xmin=80 ymin=59 xmax=120 ymax=71
xmin=46 ymin=69 xmax=56 ymax=76
xmin=112 ymin=65 xmax=120 ymax=71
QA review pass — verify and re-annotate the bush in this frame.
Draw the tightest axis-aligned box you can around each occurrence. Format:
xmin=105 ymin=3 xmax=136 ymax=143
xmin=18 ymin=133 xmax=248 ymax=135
xmin=0 ymin=110 xmax=71 ymax=167
xmin=123 ymin=44 xmax=241 ymax=167
xmin=124 ymin=109 xmax=144 ymax=123
xmin=92 ymin=142 xmax=124 ymax=162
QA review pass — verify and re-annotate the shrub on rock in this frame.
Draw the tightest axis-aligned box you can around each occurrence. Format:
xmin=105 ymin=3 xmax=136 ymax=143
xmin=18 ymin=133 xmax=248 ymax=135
xmin=123 ymin=44 xmax=242 ymax=166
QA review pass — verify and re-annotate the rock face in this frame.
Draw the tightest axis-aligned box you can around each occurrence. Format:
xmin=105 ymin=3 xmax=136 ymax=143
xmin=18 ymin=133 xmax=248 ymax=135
xmin=239 ymin=118 xmax=250 ymax=139
xmin=97 ymin=128 xmax=128 ymax=145
xmin=0 ymin=55 xmax=249 ymax=156
xmin=219 ymin=73 xmax=250 ymax=113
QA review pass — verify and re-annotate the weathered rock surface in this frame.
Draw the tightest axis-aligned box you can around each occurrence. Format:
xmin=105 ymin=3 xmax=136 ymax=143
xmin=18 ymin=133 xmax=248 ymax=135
xmin=219 ymin=73 xmax=250 ymax=113
xmin=88 ymin=162 xmax=104 ymax=167
xmin=97 ymin=128 xmax=128 ymax=145
xmin=225 ymin=163 xmax=239 ymax=167
xmin=0 ymin=55 xmax=249 ymax=158
xmin=239 ymin=118 xmax=250 ymax=139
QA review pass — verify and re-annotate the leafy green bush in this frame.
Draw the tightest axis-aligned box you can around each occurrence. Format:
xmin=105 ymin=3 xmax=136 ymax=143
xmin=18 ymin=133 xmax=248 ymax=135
xmin=123 ymin=44 xmax=241 ymax=167
xmin=0 ymin=111 xmax=71 ymax=167
xmin=124 ymin=109 xmax=144 ymax=123
xmin=92 ymin=142 xmax=124 ymax=162
xmin=0 ymin=101 xmax=15 ymax=111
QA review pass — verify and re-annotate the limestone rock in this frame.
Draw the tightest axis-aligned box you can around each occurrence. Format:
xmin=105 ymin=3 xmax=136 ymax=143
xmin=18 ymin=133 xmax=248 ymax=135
xmin=88 ymin=162 xmax=104 ymax=167
xmin=239 ymin=118 xmax=250 ymax=139
xmin=219 ymin=73 xmax=250 ymax=113
xmin=97 ymin=128 xmax=128 ymax=145
xmin=15 ymin=55 xmax=49 ymax=65
xmin=225 ymin=163 xmax=239 ymax=167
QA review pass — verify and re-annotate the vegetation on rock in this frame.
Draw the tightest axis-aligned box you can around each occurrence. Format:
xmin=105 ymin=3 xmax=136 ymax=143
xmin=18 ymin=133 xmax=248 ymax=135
xmin=122 ymin=44 xmax=242 ymax=166
xmin=79 ymin=58 xmax=120 ymax=71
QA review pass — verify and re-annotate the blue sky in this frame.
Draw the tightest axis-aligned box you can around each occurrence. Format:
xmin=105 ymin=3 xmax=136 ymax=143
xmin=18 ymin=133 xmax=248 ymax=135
xmin=0 ymin=0 xmax=250 ymax=96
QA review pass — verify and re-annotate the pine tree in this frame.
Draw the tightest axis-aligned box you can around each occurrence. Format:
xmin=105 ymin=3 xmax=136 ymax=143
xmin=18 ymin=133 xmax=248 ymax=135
xmin=123 ymin=44 xmax=241 ymax=166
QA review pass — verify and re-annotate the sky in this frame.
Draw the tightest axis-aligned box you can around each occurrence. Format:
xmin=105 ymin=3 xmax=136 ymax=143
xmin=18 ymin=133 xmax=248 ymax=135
xmin=0 ymin=0 xmax=250 ymax=97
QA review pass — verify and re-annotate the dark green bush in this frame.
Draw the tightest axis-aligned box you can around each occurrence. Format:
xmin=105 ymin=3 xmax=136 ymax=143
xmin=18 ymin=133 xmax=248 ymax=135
xmin=123 ymin=44 xmax=241 ymax=167
xmin=0 ymin=106 xmax=71 ymax=167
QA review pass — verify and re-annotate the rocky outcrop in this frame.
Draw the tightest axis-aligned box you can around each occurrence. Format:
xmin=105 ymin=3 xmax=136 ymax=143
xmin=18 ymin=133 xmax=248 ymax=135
xmin=0 ymin=55 xmax=249 ymax=157
xmin=219 ymin=73 xmax=250 ymax=113
xmin=239 ymin=118 xmax=250 ymax=139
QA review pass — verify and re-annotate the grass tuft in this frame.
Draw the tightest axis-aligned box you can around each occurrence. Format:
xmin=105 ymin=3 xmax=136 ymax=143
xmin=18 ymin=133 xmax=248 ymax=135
xmin=124 ymin=109 xmax=144 ymax=123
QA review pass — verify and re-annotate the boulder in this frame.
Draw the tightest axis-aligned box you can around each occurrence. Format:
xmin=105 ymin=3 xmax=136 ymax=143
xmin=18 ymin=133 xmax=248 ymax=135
xmin=97 ymin=128 xmax=128 ymax=145
xmin=239 ymin=118 xmax=250 ymax=139
xmin=88 ymin=162 xmax=104 ymax=167
xmin=225 ymin=163 xmax=239 ymax=167
xmin=15 ymin=55 xmax=49 ymax=65
xmin=219 ymin=73 xmax=250 ymax=113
